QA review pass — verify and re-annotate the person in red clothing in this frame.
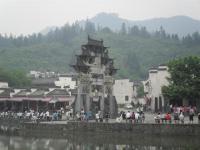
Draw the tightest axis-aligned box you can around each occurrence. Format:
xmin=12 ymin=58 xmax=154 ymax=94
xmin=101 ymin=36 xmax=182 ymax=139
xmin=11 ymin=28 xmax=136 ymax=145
xmin=165 ymin=112 xmax=172 ymax=124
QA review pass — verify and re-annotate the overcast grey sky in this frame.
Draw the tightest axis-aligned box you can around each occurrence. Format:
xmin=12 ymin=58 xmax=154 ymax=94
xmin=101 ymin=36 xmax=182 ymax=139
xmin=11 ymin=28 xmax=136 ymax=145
xmin=0 ymin=0 xmax=199 ymax=35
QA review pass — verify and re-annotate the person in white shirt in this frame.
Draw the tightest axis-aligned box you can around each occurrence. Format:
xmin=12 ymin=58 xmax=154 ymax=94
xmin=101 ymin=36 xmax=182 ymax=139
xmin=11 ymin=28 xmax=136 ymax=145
xmin=80 ymin=109 xmax=85 ymax=121
xmin=76 ymin=112 xmax=81 ymax=121
xmin=154 ymin=113 xmax=161 ymax=123
xmin=40 ymin=112 xmax=44 ymax=119
xmin=95 ymin=113 xmax=99 ymax=122
xmin=26 ymin=112 xmax=31 ymax=119
xmin=135 ymin=112 xmax=140 ymax=123
xmin=126 ymin=111 xmax=131 ymax=123
xmin=66 ymin=111 xmax=70 ymax=120
xmin=46 ymin=111 xmax=50 ymax=121
xmin=179 ymin=111 xmax=184 ymax=124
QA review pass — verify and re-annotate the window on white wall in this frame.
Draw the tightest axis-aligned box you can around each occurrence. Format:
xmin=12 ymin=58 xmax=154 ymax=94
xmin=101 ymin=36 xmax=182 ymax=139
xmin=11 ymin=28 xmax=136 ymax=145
xmin=125 ymin=96 xmax=129 ymax=101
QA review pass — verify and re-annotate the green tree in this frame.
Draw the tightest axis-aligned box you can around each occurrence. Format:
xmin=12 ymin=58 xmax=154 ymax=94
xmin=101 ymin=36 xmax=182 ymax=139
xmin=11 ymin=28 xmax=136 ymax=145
xmin=0 ymin=68 xmax=31 ymax=87
xmin=129 ymin=25 xmax=140 ymax=36
xmin=85 ymin=20 xmax=96 ymax=34
xmin=137 ymin=84 xmax=145 ymax=98
xmin=162 ymin=56 xmax=200 ymax=107
xmin=120 ymin=23 xmax=127 ymax=35
xmin=140 ymin=26 xmax=150 ymax=38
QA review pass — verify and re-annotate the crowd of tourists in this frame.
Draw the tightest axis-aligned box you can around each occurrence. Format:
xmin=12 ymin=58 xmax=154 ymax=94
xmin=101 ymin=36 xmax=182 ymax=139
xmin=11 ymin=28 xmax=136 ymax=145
xmin=116 ymin=110 xmax=145 ymax=123
xmin=65 ymin=108 xmax=93 ymax=121
xmin=66 ymin=109 xmax=109 ymax=122
xmin=1 ymin=105 xmax=200 ymax=124
xmin=66 ymin=106 xmax=146 ymax=123
xmin=154 ymin=106 xmax=200 ymax=124
xmin=0 ymin=108 xmax=64 ymax=122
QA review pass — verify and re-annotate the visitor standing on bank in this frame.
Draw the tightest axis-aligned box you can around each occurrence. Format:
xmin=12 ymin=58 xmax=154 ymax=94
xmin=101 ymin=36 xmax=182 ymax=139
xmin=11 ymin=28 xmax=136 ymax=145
xmin=189 ymin=107 xmax=195 ymax=124
xmin=179 ymin=110 xmax=184 ymax=124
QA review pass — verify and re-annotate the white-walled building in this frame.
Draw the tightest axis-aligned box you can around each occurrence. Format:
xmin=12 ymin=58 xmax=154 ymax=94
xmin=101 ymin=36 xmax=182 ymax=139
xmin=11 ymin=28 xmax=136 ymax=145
xmin=28 ymin=70 xmax=57 ymax=79
xmin=143 ymin=65 xmax=170 ymax=112
xmin=55 ymin=74 xmax=76 ymax=89
xmin=113 ymin=79 xmax=136 ymax=105
xmin=0 ymin=82 xmax=9 ymax=88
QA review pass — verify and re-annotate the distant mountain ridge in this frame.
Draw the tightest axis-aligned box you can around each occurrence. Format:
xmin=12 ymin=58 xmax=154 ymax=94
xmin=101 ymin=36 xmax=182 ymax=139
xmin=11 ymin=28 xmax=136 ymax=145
xmin=41 ymin=13 xmax=200 ymax=37
xmin=89 ymin=13 xmax=200 ymax=37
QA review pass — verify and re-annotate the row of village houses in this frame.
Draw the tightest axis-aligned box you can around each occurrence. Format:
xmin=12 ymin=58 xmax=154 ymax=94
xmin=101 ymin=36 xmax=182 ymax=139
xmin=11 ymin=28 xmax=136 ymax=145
xmin=0 ymin=65 xmax=171 ymax=112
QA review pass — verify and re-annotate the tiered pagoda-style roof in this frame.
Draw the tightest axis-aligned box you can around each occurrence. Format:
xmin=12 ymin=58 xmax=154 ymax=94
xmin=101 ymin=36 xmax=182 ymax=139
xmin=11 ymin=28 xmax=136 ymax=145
xmin=71 ymin=36 xmax=117 ymax=75
xmin=81 ymin=36 xmax=106 ymax=47
xmin=87 ymin=36 xmax=103 ymax=46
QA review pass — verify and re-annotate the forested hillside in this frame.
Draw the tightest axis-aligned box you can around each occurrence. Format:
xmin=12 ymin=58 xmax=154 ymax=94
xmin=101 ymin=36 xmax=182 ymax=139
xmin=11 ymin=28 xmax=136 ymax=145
xmin=0 ymin=21 xmax=200 ymax=80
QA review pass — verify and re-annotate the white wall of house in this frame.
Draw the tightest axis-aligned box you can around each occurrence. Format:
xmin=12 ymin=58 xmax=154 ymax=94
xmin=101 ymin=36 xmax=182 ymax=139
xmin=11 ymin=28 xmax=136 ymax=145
xmin=143 ymin=65 xmax=170 ymax=111
xmin=29 ymin=70 xmax=40 ymax=78
xmin=0 ymin=82 xmax=8 ymax=88
xmin=133 ymin=85 xmax=138 ymax=98
xmin=55 ymin=76 xmax=76 ymax=89
xmin=113 ymin=79 xmax=135 ymax=105
xmin=138 ymin=98 xmax=146 ymax=105
xmin=29 ymin=70 xmax=57 ymax=78
xmin=157 ymin=66 xmax=169 ymax=90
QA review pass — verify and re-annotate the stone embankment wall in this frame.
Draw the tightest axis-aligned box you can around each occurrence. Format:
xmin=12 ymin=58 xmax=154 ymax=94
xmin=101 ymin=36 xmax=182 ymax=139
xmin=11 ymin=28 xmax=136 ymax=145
xmin=20 ymin=122 xmax=200 ymax=137
xmin=0 ymin=118 xmax=200 ymax=137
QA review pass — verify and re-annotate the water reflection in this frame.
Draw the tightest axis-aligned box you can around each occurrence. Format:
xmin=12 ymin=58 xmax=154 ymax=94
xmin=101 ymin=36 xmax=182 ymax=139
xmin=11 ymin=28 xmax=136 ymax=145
xmin=0 ymin=135 xmax=199 ymax=150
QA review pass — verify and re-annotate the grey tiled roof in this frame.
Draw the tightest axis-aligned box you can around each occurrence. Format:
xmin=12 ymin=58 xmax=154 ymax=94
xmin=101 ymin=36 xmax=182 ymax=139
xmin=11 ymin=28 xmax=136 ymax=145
xmin=0 ymin=89 xmax=11 ymax=98
xmin=28 ymin=89 xmax=47 ymax=97
xmin=46 ymin=89 xmax=70 ymax=96
xmin=13 ymin=90 xmax=29 ymax=97
xmin=31 ymin=78 xmax=57 ymax=87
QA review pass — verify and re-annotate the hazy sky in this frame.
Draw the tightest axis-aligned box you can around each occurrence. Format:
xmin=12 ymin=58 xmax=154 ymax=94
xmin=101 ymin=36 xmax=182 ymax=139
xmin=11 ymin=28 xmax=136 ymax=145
xmin=0 ymin=0 xmax=199 ymax=35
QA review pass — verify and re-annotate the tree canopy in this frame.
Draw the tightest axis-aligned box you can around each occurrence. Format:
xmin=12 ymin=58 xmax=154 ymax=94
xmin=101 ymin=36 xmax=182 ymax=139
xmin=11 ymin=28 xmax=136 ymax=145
xmin=0 ymin=68 xmax=31 ymax=87
xmin=162 ymin=56 xmax=200 ymax=106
